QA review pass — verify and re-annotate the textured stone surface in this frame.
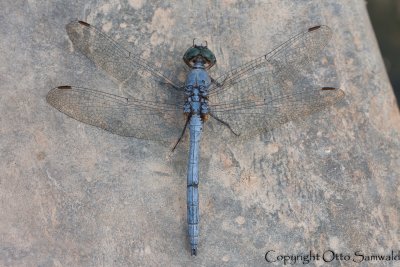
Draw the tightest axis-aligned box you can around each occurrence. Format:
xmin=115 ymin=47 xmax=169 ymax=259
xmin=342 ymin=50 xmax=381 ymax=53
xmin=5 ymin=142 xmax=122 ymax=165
xmin=1 ymin=0 xmax=399 ymax=266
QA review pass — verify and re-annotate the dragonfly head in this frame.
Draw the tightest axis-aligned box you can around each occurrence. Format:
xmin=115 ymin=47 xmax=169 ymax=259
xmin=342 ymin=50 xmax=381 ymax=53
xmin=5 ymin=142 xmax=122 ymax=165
xmin=183 ymin=39 xmax=216 ymax=69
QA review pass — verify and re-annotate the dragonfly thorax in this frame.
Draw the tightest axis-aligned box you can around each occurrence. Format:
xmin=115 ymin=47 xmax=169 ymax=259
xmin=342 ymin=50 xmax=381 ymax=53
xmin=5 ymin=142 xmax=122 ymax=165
xmin=183 ymin=66 xmax=210 ymax=118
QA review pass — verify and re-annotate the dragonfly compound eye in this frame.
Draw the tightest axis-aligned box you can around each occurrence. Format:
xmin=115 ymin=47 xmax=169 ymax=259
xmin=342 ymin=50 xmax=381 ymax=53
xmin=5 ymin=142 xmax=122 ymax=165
xmin=200 ymin=47 xmax=216 ymax=68
xmin=183 ymin=45 xmax=216 ymax=69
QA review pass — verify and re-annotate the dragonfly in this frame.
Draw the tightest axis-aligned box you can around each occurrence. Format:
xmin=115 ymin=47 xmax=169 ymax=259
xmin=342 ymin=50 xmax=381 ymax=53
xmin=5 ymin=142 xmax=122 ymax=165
xmin=47 ymin=21 xmax=345 ymax=256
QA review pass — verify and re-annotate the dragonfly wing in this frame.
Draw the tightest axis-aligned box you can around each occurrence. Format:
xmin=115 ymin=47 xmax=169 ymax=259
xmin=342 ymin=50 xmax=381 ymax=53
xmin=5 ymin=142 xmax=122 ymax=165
xmin=208 ymin=26 xmax=344 ymax=136
xmin=47 ymin=86 xmax=186 ymax=143
xmin=209 ymin=87 xmax=345 ymax=136
xmin=66 ymin=21 xmax=184 ymax=102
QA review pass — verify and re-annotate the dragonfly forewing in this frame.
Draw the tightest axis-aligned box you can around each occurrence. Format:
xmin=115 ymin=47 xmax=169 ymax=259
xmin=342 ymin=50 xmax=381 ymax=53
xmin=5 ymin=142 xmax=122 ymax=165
xmin=66 ymin=21 xmax=184 ymax=102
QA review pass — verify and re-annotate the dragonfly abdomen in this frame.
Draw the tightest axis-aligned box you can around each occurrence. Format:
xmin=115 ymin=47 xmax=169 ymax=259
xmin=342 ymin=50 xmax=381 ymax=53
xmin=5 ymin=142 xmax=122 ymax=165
xmin=187 ymin=114 xmax=202 ymax=256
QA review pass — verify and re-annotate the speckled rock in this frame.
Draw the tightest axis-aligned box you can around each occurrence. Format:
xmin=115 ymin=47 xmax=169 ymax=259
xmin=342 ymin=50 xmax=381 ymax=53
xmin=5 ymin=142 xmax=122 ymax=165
xmin=1 ymin=0 xmax=399 ymax=266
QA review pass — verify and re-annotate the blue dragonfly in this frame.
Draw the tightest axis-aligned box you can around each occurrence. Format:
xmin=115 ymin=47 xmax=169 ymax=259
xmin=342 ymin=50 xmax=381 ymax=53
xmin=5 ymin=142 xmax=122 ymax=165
xmin=47 ymin=21 xmax=345 ymax=256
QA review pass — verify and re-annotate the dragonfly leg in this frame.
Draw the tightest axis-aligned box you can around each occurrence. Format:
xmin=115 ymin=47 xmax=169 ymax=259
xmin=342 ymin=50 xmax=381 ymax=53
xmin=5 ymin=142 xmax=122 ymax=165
xmin=210 ymin=76 xmax=224 ymax=87
xmin=209 ymin=112 xmax=239 ymax=136
xmin=172 ymin=115 xmax=191 ymax=152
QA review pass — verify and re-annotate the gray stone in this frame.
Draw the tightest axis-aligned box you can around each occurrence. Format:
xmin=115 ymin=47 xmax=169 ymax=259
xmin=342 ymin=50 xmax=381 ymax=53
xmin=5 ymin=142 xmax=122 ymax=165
xmin=1 ymin=0 xmax=399 ymax=266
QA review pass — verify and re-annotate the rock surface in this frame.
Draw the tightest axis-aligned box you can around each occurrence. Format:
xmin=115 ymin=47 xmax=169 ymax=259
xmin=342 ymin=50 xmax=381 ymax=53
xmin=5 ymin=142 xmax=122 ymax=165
xmin=1 ymin=0 xmax=399 ymax=266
